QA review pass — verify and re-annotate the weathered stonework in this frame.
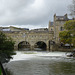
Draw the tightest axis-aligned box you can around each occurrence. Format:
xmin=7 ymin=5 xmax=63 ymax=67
xmin=3 ymin=28 xmax=54 ymax=51
xmin=48 ymin=14 xmax=73 ymax=44
xmin=1 ymin=14 xmax=73 ymax=51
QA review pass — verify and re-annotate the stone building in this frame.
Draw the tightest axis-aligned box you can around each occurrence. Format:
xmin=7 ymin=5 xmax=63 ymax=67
xmin=2 ymin=27 xmax=54 ymax=51
xmin=0 ymin=14 xmax=74 ymax=51
xmin=48 ymin=14 xmax=69 ymax=43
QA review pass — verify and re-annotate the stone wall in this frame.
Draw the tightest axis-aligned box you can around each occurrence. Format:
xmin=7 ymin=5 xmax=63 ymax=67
xmin=3 ymin=30 xmax=54 ymax=51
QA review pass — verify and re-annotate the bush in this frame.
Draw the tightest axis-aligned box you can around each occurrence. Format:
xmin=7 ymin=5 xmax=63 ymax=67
xmin=0 ymin=31 xmax=15 ymax=63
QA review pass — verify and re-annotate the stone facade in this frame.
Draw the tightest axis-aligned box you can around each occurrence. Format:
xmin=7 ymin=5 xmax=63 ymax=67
xmin=2 ymin=27 xmax=54 ymax=51
xmin=48 ymin=14 xmax=69 ymax=43
xmin=1 ymin=14 xmax=73 ymax=51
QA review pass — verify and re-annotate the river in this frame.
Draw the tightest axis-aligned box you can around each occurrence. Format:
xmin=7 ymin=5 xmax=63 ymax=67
xmin=6 ymin=51 xmax=75 ymax=75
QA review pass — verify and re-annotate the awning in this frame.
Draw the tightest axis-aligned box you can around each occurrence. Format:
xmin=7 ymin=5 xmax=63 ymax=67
xmin=65 ymin=43 xmax=70 ymax=46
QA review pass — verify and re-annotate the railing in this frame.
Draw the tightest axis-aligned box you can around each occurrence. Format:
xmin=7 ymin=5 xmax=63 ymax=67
xmin=0 ymin=61 xmax=6 ymax=75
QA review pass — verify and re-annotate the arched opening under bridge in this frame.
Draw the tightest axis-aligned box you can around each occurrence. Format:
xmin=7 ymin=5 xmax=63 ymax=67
xmin=34 ymin=41 xmax=47 ymax=51
xmin=18 ymin=41 xmax=30 ymax=50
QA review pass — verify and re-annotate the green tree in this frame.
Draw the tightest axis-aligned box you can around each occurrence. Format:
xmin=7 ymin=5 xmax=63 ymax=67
xmin=59 ymin=31 xmax=72 ymax=44
xmin=59 ymin=20 xmax=75 ymax=47
xmin=0 ymin=31 xmax=15 ymax=63
xmin=64 ymin=20 xmax=75 ymax=35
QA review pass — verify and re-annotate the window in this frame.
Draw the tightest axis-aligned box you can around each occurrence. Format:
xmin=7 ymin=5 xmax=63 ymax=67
xmin=51 ymin=28 xmax=53 ymax=31
xmin=60 ymin=27 xmax=64 ymax=31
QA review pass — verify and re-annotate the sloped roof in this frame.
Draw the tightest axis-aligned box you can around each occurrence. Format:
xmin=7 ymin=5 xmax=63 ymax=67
xmin=56 ymin=16 xmax=69 ymax=21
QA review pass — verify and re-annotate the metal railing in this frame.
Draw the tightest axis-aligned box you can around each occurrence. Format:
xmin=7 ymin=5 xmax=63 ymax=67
xmin=0 ymin=61 xmax=6 ymax=75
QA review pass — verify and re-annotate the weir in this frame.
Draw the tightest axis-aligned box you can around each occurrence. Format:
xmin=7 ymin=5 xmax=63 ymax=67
xmin=6 ymin=51 xmax=75 ymax=75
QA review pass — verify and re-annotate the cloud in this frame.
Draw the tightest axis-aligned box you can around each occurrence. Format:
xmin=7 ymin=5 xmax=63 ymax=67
xmin=0 ymin=0 xmax=72 ymax=29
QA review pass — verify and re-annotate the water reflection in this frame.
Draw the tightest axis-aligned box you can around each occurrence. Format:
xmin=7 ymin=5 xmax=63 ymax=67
xmin=6 ymin=51 xmax=75 ymax=75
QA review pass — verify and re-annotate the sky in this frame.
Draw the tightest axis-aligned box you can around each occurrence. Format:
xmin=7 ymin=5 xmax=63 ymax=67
xmin=0 ymin=0 xmax=72 ymax=29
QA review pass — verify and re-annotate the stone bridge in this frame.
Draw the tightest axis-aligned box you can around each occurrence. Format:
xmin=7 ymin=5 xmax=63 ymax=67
xmin=4 ymin=30 xmax=54 ymax=51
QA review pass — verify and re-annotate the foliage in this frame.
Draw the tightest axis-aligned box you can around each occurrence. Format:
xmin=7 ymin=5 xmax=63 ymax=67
xmin=64 ymin=20 xmax=75 ymax=33
xmin=59 ymin=31 xmax=72 ymax=44
xmin=59 ymin=20 xmax=75 ymax=47
xmin=0 ymin=31 xmax=15 ymax=63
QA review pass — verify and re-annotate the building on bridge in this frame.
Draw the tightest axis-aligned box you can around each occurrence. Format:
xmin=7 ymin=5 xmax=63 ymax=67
xmin=48 ymin=14 xmax=69 ymax=43
xmin=0 ymin=14 xmax=74 ymax=51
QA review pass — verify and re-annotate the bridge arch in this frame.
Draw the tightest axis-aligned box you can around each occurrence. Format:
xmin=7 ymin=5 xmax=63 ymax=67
xmin=18 ymin=41 xmax=31 ymax=50
xmin=34 ymin=41 xmax=47 ymax=51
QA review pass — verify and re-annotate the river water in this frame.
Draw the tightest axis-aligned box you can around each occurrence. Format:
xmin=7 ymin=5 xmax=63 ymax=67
xmin=6 ymin=51 xmax=75 ymax=75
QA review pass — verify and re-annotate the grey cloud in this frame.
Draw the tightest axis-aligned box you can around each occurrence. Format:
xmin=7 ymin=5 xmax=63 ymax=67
xmin=5 ymin=0 xmax=35 ymax=11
